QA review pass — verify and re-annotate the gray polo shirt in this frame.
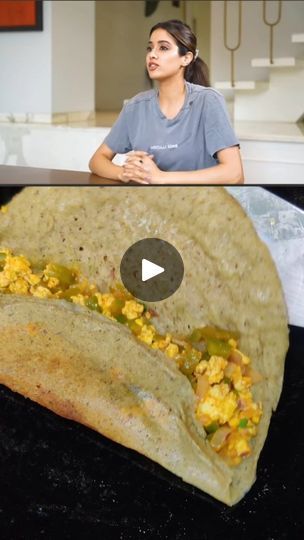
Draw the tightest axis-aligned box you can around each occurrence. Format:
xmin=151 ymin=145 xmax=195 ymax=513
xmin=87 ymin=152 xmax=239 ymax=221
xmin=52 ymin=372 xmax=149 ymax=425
xmin=103 ymin=82 xmax=239 ymax=171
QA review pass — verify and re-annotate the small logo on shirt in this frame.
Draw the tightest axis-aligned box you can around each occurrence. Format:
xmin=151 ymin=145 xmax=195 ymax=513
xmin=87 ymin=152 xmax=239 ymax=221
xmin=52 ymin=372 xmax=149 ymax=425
xmin=150 ymin=144 xmax=178 ymax=150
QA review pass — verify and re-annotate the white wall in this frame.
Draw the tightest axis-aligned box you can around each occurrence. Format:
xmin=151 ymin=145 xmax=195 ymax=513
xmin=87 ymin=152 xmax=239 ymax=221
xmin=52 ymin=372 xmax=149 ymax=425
xmin=0 ymin=0 xmax=95 ymax=119
xmin=0 ymin=1 xmax=52 ymax=116
xmin=210 ymin=0 xmax=304 ymax=84
xmin=52 ymin=1 xmax=95 ymax=113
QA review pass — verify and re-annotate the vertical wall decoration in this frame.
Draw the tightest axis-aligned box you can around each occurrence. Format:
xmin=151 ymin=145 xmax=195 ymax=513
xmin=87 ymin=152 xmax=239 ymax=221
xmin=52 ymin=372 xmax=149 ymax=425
xmin=263 ymin=0 xmax=282 ymax=64
xmin=145 ymin=1 xmax=160 ymax=17
xmin=0 ymin=0 xmax=43 ymax=32
xmin=224 ymin=0 xmax=242 ymax=88
xmin=145 ymin=0 xmax=181 ymax=17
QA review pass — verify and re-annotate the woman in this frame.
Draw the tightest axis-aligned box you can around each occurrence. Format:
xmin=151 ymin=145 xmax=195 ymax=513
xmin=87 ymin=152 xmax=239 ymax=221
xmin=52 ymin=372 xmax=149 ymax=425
xmin=89 ymin=19 xmax=244 ymax=184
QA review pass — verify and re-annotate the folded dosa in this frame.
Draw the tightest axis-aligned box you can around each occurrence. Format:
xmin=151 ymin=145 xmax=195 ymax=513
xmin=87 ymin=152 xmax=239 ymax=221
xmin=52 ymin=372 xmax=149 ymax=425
xmin=0 ymin=187 xmax=289 ymax=505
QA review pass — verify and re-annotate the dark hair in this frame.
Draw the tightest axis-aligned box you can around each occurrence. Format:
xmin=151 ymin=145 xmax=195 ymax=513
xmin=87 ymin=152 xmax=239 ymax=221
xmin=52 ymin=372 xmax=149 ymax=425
xmin=149 ymin=19 xmax=210 ymax=87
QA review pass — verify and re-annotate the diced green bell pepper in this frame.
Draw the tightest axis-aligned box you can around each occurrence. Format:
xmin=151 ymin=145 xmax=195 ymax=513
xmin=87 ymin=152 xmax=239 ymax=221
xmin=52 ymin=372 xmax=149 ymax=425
xmin=116 ymin=314 xmax=127 ymax=324
xmin=238 ymin=418 xmax=248 ymax=429
xmin=205 ymin=422 xmax=219 ymax=434
xmin=85 ymin=295 xmax=101 ymax=312
xmin=45 ymin=263 xmax=76 ymax=289
xmin=206 ymin=338 xmax=232 ymax=359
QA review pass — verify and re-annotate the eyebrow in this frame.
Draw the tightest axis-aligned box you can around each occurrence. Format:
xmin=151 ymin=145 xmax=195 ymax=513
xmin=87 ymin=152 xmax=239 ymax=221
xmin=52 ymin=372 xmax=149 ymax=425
xmin=148 ymin=40 xmax=171 ymax=45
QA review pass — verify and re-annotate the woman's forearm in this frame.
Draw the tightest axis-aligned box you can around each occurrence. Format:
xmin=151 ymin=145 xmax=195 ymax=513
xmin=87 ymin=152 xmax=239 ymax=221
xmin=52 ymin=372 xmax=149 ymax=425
xmin=157 ymin=164 xmax=244 ymax=185
xmin=89 ymin=154 xmax=122 ymax=181
xmin=89 ymin=152 xmax=244 ymax=185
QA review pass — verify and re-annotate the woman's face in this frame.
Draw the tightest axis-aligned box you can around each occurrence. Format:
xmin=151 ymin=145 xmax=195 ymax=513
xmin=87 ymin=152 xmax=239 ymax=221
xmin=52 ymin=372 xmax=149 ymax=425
xmin=146 ymin=28 xmax=189 ymax=81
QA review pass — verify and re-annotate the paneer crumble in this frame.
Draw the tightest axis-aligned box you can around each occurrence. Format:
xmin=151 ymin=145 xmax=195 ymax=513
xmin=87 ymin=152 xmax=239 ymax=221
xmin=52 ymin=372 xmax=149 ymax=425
xmin=0 ymin=248 xmax=263 ymax=466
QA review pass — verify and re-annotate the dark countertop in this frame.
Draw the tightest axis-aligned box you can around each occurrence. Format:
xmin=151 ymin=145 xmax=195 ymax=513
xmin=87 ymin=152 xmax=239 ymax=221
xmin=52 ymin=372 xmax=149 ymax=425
xmin=265 ymin=186 xmax=304 ymax=211
xmin=0 ymin=186 xmax=304 ymax=539
xmin=0 ymin=165 xmax=120 ymax=185
xmin=1 ymin=166 xmax=304 ymax=202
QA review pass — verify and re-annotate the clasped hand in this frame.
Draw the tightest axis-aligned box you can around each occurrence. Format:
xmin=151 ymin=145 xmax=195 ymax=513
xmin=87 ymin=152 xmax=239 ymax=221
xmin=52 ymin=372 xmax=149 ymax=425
xmin=118 ymin=151 xmax=164 ymax=184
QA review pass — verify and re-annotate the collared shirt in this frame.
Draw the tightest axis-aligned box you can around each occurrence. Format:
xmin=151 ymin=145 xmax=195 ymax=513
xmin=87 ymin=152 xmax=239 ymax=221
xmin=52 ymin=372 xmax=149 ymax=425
xmin=103 ymin=82 xmax=239 ymax=171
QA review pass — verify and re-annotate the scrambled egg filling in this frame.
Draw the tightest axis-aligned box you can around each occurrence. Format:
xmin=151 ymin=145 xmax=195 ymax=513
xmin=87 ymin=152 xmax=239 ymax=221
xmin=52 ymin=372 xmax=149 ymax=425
xmin=0 ymin=248 xmax=263 ymax=466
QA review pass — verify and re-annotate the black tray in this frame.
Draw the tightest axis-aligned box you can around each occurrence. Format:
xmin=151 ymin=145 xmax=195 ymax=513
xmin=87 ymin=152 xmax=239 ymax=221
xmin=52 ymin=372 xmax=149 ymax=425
xmin=0 ymin=186 xmax=303 ymax=539
xmin=0 ymin=325 xmax=303 ymax=540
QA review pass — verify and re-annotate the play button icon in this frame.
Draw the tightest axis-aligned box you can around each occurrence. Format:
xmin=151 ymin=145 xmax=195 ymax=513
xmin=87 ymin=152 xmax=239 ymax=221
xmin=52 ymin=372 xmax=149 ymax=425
xmin=120 ymin=238 xmax=184 ymax=302
xmin=142 ymin=259 xmax=164 ymax=282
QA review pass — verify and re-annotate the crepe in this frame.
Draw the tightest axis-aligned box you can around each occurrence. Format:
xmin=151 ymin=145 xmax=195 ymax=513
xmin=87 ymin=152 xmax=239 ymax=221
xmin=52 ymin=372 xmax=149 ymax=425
xmin=0 ymin=187 xmax=289 ymax=505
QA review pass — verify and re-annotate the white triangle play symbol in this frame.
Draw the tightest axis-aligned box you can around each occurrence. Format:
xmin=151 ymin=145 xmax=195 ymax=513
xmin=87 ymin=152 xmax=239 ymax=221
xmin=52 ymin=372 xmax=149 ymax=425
xmin=141 ymin=258 xmax=165 ymax=282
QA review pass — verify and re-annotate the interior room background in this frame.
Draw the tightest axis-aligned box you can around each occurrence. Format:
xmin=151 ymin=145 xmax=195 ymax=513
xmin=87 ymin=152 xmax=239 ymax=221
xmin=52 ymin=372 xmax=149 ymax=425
xmin=0 ymin=0 xmax=303 ymax=182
